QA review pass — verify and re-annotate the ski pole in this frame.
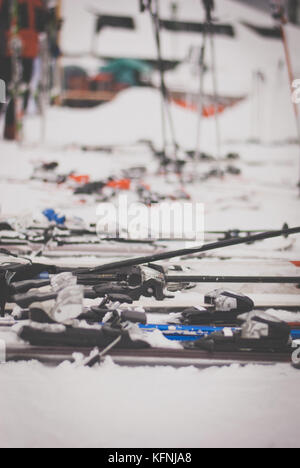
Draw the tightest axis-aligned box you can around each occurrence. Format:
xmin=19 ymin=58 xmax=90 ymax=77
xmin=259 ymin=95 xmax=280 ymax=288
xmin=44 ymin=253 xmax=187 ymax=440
xmin=83 ymin=335 xmax=122 ymax=367
xmin=18 ymin=222 xmax=292 ymax=240
xmin=194 ymin=32 xmax=208 ymax=170
xmin=147 ymin=0 xmax=185 ymax=185
xmin=201 ymin=0 xmax=222 ymax=176
xmin=85 ymin=226 xmax=300 ymax=273
xmin=39 ymin=32 xmax=50 ymax=144
xmin=208 ymin=21 xmax=222 ymax=175
xmin=165 ymin=275 xmax=300 ymax=284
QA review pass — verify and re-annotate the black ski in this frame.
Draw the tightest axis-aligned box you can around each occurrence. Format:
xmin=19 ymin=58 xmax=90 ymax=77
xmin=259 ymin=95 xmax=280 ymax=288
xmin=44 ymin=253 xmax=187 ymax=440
xmin=0 ymin=343 xmax=292 ymax=367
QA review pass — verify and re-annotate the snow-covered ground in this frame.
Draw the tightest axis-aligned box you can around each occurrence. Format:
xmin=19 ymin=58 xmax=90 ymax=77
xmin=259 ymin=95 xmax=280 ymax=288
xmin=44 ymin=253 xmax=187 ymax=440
xmin=0 ymin=0 xmax=300 ymax=449
xmin=0 ymin=360 xmax=300 ymax=449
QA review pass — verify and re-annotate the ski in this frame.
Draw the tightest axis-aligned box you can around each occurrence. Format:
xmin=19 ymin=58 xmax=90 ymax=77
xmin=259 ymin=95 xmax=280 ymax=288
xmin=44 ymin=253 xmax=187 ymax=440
xmin=0 ymin=227 xmax=299 ymax=318
xmin=1 ymin=307 xmax=297 ymax=365
xmin=0 ymin=342 xmax=293 ymax=368
xmin=0 ymin=218 xmax=294 ymax=241
xmin=2 ymin=287 xmax=300 ymax=332
xmin=0 ymin=286 xmax=298 ymax=368
xmin=2 ymin=319 xmax=300 ymax=342
xmin=138 ymin=325 xmax=300 ymax=342
xmin=5 ymin=267 xmax=300 ymax=311
xmin=3 ymin=225 xmax=290 ymax=274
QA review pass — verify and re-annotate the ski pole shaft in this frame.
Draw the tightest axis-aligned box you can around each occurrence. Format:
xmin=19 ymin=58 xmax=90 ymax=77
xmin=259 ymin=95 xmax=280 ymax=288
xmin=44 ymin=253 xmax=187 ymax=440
xmin=83 ymin=335 xmax=122 ymax=367
xmin=150 ymin=0 xmax=181 ymax=171
xmin=86 ymin=226 xmax=300 ymax=273
xmin=208 ymin=24 xmax=222 ymax=174
xmin=195 ymin=32 xmax=207 ymax=163
xmin=166 ymin=275 xmax=300 ymax=284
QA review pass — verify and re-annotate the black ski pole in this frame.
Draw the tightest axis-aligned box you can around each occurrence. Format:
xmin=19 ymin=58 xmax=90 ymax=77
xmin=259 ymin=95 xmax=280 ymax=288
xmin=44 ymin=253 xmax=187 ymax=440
xmin=83 ymin=335 xmax=122 ymax=367
xmin=194 ymin=32 xmax=207 ymax=168
xmin=201 ymin=0 xmax=222 ymax=175
xmin=147 ymin=0 xmax=183 ymax=180
xmin=203 ymin=0 xmax=214 ymax=22
xmin=165 ymin=275 xmax=300 ymax=284
xmin=83 ymin=226 xmax=300 ymax=273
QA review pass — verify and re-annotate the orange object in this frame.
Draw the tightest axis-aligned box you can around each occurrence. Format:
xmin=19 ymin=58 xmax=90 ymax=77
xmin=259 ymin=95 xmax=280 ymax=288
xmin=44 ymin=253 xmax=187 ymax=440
xmin=202 ymin=104 xmax=225 ymax=117
xmin=291 ymin=261 xmax=300 ymax=268
xmin=106 ymin=179 xmax=131 ymax=190
xmin=69 ymin=174 xmax=90 ymax=184
xmin=140 ymin=182 xmax=151 ymax=191
xmin=172 ymin=98 xmax=225 ymax=117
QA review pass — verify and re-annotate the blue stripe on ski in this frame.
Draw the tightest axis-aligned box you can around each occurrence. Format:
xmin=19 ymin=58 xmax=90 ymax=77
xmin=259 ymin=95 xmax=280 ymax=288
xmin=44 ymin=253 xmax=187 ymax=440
xmin=98 ymin=322 xmax=300 ymax=341
xmin=38 ymin=272 xmax=50 ymax=279
xmin=138 ymin=324 xmax=300 ymax=341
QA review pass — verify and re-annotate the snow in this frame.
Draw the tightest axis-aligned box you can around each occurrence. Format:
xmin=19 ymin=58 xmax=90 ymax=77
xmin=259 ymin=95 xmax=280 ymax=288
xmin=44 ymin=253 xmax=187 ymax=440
xmin=0 ymin=0 xmax=300 ymax=449
xmin=0 ymin=360 xmax=299 ymax=448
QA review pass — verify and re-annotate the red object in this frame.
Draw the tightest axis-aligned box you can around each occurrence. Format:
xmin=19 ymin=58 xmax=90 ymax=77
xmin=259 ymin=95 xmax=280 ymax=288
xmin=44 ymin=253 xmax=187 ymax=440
xmin=202 ymin=104 xmax=225 ymax=117
xmin=291 ymin=261 xmax=300 ymax=267
xmin=0 ymin=0 xmax=46 ymax=59
xmin=106 ymin=179 xmax=131 ymax=190
xmin=69 ymin=174 xmax=90 ymax=184
xmin=92 ymin=73 xmax=114 ymax=83
xmin=172 ymin=98 xmax=225 ymax=117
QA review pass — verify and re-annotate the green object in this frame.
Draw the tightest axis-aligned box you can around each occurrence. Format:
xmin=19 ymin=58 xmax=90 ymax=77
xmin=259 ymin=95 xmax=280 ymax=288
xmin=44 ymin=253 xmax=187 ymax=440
xmin=100 ymin=58 xmax=152 ymax=86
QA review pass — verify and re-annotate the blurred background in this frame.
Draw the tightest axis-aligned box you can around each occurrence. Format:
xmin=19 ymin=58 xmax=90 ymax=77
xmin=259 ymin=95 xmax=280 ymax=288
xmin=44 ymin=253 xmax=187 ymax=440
xmin=0 ymin=0 xmax=299 ymax=230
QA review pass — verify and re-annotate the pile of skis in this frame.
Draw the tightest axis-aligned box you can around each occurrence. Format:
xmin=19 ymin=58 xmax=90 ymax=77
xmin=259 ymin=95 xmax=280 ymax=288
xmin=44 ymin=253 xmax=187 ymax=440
xmin=1 ymin=213 xmax=297 ymax=259
xmin=0 ymin=225 xmax=300 ymax=369
xmin=0 ymin=215 xmax=169 ymax=258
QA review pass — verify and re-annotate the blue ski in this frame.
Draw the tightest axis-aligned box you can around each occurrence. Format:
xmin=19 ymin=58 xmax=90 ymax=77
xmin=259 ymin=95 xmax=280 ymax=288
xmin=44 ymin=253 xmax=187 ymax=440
xmin=138 ymin=324 xmax=300 ymax=342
